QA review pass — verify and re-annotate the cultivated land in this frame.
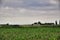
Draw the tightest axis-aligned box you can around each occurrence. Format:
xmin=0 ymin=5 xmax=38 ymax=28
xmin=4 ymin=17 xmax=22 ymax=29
xmin=0 ymin=25 xmax=60 ymax=40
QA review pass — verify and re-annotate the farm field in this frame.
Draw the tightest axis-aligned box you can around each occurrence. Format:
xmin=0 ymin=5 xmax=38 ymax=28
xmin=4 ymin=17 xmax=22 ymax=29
xmin=0 ymin=26 xmax=60 ymax=40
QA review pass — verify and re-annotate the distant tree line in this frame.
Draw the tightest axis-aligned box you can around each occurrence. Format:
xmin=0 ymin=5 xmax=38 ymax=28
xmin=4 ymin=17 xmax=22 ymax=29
xmin=32 ymin=20 xmax=60 ymax=26
xmin=0 ymin=20 xmax=60 ymax=28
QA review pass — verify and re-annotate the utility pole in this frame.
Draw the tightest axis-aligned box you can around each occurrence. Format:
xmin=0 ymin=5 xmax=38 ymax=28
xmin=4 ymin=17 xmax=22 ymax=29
xmin=55 ymin=20 xmax=58 ymax=25
xmin=59 ymin=20 xmax=60 ymax=25
xmin=58 ymin=0 xmax=60 ymax=25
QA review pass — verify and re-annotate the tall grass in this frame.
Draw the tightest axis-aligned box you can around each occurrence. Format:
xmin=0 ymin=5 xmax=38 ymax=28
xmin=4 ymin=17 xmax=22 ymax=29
xmin=0 ymin=26 xmax=60 ymax=40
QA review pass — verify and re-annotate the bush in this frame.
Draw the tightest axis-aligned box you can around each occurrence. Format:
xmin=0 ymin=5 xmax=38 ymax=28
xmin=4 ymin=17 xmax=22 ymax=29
xmin=57 ymin=36 xmax=60 ymax=40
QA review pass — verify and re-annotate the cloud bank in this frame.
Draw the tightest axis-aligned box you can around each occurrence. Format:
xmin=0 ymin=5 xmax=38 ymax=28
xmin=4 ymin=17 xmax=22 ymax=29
xmin=0 ymin=0 xmax=60 ymax=24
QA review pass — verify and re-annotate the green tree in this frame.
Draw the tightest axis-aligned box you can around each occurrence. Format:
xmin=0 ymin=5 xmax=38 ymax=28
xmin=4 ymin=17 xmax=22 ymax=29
xmin=38 ymin=21 xmax=41 ymax=25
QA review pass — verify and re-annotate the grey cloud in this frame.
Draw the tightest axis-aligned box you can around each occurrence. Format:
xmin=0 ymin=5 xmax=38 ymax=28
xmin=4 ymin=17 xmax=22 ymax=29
xmin=0 ymin=8 xmax=60 ymax=17
xmin=0 ymin=0 xmax=2 ymax=6
xmin=0 ymin=0 xmax=60 ymax=24
xmin=0 ymin=0 xmax=58 ymax=10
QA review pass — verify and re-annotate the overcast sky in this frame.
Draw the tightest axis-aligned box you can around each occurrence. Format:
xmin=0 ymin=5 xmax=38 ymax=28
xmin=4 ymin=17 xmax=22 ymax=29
xmin=0 ymin=0 xmax=60 ymax=24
